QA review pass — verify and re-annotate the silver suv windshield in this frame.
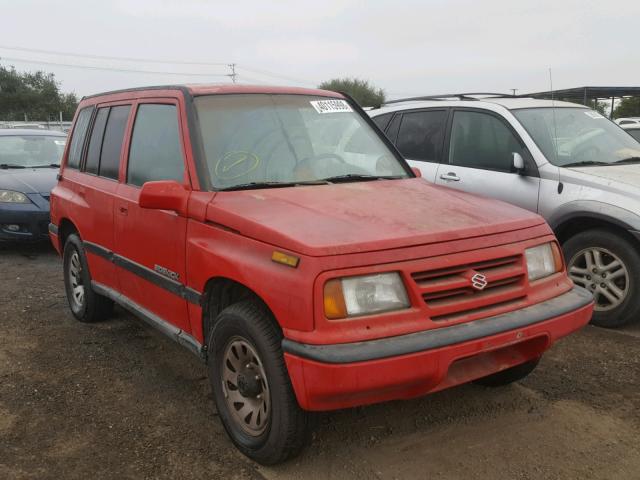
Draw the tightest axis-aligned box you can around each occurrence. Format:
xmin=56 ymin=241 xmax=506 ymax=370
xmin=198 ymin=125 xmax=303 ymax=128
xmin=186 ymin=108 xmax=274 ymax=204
xmin=194 ymin=94 xmax=409 ymax=190
xmin=513 ymin=107 xmax=640 ymax=167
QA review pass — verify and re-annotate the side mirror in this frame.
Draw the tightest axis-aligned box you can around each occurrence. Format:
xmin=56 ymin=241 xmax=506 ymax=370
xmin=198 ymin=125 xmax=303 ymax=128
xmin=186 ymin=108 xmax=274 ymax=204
xmin=411 ymin=167 xmax=422 ymax=178
xmin=139 ymin=180 xmax=189 ymax=215
xmin=512 ymin=152 xmax=525 ymax=173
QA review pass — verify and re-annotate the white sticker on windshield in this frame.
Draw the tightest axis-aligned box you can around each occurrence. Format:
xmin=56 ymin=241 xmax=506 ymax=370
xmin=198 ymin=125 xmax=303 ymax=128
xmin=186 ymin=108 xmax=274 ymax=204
xmin=584 ymin=111 xmax=605 ymax=119
xmin=310 ymin=99 xmax=353 ymax=114
xmin=54 ymin=140 xmax=66 ymax=145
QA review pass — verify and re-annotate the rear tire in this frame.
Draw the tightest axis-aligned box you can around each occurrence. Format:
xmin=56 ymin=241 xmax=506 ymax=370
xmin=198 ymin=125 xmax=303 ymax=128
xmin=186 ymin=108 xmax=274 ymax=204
xmin=473 ymin=358 xmax=539 ymax=387
xmin=207 ymin=300 xmax=311 ymax=465
xmin=563 ymin=229 xmax=640 ymax=328
xmin=63 ymin=233 xmax=113 ymax=323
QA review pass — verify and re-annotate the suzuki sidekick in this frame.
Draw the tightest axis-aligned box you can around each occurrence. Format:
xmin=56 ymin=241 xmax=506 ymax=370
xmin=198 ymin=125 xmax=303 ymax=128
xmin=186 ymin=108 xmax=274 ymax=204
xmin=49 ymin=85 xmax=593 ymax=464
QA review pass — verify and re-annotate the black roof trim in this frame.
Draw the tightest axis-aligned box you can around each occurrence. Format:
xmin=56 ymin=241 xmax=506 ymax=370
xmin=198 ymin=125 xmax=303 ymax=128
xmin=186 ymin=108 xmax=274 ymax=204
xmin=384 ymin=92 xmax=515 ymax=105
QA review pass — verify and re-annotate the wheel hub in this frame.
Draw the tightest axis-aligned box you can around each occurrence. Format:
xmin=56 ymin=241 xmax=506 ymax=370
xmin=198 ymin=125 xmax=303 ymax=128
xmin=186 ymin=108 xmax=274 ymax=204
xmin=568 ymin=247 xmax=629 ymax=312
xmin=221 ymin=337 xmax=271 ymax=436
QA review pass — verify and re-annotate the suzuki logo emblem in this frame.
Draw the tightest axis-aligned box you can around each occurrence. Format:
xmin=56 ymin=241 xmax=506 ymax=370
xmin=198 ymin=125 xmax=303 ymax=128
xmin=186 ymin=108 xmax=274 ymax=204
xmin=471 ymin=273 xmax=488 ymax=291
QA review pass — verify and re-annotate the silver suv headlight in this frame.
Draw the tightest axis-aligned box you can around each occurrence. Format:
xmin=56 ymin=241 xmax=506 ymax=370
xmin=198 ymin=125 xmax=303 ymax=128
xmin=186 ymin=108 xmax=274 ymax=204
xmin=525 ymin=242 xmax=563 ymax=281
xmin=324 ymin=272 xmax=410 ymax=319
xmin=0 ymin=190 xmax=30 ymax=203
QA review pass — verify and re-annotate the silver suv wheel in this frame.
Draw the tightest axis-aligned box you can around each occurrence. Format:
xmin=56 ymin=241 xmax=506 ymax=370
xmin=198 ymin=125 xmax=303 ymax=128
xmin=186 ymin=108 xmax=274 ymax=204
xmin=568 ymin=247 xmax=629 ymax=311
xmin=68 ymin=251 xmax=85 ymax=309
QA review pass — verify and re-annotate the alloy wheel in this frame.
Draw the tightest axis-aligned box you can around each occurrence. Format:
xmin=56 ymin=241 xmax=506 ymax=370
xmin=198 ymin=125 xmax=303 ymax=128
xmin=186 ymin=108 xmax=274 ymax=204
xmin=568 ymin=247 xmax=629 ymax=311
xmin=69 ymin=250 xmax=85 ymax=309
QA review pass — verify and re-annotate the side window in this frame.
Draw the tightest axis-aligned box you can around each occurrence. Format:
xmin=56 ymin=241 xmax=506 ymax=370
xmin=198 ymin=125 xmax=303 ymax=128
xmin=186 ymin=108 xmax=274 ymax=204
xmin=84 ymin=108 xmax=109 ymax=174
xmin=372 ymin=113 xmax=392 ymax=131
xmin=67 ymin=107 xmax=93 ymax=169
xmin=449 ymin=110 xmax=526 ymax=172
xmin=99 ymin=105 xmax=131 ymax=180
xmin=396 ymin=110 xmax=447 ymax=162
xmin=385 ymin=114 xmax=401 ymax=144
xmin=127 ymin=104 xmax=184 ymax=187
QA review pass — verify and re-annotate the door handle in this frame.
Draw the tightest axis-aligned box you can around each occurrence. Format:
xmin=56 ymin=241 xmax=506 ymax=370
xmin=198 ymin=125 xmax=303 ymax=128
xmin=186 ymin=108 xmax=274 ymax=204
xmin=118 ymin=205 xmax=128 ymax=216
xmin=439 ymin=172 xmax=461 ymax=182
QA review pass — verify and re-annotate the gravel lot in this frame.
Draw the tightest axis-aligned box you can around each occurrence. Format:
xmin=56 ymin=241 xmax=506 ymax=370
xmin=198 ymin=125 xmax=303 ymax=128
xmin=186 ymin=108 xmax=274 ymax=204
xmin=1 ymin=242 xmax=639 ymax=480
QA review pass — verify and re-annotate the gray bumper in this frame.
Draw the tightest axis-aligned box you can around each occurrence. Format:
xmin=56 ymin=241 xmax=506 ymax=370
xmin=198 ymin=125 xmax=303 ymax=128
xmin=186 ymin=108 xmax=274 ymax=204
xmin=282 ymin=286 xmax=593 ymax=364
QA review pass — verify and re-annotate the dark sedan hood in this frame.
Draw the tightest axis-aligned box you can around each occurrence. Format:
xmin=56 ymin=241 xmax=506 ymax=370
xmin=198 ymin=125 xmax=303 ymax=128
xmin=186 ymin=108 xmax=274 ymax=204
xmin=0 ymin=168 xmax=59 ymax=194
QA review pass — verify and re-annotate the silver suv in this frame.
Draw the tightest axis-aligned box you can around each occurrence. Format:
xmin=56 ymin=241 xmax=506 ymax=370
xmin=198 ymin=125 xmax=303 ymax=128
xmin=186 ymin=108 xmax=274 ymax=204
xmin=370 ymin=94 xmax=640 ymax=328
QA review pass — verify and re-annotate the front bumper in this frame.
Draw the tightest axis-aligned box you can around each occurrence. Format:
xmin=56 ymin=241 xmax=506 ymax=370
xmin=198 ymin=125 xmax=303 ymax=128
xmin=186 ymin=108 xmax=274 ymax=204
xmin=283 ymin=286 xmax=593 ymax=411
xmin=0 ymin=200 xmax=50 ymax=241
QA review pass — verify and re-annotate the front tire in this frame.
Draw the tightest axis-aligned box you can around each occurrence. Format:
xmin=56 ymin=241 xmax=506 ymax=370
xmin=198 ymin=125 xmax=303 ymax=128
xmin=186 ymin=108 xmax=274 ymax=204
xmin=208 ymin=300 xmax=310 ymax=465
xmin=564 ymin=229 xmax=640 ymax=328
xmin=63 ymin=233 xmax=113 ymax=323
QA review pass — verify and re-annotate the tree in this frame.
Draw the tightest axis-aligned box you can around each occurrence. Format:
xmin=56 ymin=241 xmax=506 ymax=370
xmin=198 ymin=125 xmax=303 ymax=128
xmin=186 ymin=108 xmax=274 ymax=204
xmin=0 ymin=63 xmax=78 ymax=121
xmin=614 ymin=97 xmax=640 ymax=119
xmin=318 ymin=77 xmax=385 ymax=108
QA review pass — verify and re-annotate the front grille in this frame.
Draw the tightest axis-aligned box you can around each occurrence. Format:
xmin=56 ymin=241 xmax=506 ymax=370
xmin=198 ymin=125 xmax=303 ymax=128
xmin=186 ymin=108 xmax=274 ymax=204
xmin=411 ymin=255 xmax=527 ymax=323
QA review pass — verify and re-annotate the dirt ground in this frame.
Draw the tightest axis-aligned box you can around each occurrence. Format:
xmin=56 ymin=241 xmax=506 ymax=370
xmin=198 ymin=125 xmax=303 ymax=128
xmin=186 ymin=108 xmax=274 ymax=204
xmin=1 ymin=242 xmax=639 ymax=480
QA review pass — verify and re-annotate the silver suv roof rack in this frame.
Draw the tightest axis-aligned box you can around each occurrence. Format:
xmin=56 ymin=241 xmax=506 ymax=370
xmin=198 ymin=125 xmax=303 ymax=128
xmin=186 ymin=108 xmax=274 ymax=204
xmin=383 ymin=92 xmax=515 ymax=105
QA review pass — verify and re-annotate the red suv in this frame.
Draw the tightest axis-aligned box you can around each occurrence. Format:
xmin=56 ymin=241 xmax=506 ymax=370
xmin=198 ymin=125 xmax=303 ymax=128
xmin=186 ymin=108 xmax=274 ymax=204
xmin=49 ymin=85 xmax=593 ymax=464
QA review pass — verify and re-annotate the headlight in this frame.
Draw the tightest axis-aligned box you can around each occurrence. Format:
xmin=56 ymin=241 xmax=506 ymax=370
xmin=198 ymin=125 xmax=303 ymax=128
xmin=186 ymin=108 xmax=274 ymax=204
xmin=0 ymin=190 xmax=30 ymax=203
xmin=324 ymin=272 xmax=410 ymax=319
xmin=525 ymin=242 xmax=563 ymax=281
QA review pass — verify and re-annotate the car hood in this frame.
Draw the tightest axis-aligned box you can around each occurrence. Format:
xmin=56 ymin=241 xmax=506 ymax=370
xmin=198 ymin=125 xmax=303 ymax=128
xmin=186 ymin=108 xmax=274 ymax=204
xmin=0 ymin=168 xmax=58 ymax=194
xmin=206 ymin=178 xmax=546 ymax=256
xmin=569 ymin=164 xmax=640 ymax=188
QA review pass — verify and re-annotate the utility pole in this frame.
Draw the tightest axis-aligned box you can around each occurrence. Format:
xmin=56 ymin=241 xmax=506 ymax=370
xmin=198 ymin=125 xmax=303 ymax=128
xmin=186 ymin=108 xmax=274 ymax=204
xmin=510 ymin=88 xmax=518 ymax=96
xmin=228 ymin=63 xmax=237 ymax=83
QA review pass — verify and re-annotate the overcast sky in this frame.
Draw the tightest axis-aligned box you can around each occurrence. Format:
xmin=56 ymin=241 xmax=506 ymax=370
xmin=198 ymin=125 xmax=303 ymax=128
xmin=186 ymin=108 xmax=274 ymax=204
xmin=2 ymin=0 xmax=639 ymax=99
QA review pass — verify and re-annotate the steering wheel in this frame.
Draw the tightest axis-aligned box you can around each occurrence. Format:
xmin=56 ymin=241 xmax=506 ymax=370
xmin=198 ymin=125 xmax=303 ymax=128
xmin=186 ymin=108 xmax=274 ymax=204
xmin=294 ymin=153 xmax=346 ymax=181
xmin=573 ymin=143 xmax=602 ymax=162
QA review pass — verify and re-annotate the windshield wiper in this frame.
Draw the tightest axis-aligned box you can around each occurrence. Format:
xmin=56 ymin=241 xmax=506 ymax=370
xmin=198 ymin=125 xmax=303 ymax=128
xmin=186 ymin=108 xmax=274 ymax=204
xmin=320 ymin=174 xmax=404 ymax=183
xmin=218 ymin=179 xmax=330 ymax=192
xmin=562 ymin=161 xmax=611 ymax=168
xmin=31 ymin=163 xmax=60 ymax=168
xmin=613 ymin=156 xmax=640 ymax=165
xmin=0 ymin=163 xmax=26 ymax=169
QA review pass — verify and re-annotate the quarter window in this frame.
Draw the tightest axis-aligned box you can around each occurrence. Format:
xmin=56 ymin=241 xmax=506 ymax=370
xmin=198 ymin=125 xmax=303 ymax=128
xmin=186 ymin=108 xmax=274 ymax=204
xmin=396 ymin=110 xmax=447 ymax=162
xmin=67 ymin=107 xmax=93 ymax=169
xmin=372 ymin=113 xmax=393 ymax=131
xmin=99 ymin=105 xmax=131 ymax=180
xmin=127 ymin=104 xmax=184 ymax=187
xmin=449 ymin=110 xmax=525 ymax=172
xmin=84 ymin=107 xmax=109 ymax=174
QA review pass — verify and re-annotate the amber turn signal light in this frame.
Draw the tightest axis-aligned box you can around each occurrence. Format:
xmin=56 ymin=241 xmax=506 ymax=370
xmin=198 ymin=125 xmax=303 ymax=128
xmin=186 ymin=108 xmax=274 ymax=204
xmin=323 ymin=279 xmax=347 ymax=319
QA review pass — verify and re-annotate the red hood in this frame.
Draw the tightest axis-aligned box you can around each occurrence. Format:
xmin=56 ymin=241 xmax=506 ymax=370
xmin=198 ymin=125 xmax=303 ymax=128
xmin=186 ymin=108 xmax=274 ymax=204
xmin=205 ymin=179 xmax=546 ymax=257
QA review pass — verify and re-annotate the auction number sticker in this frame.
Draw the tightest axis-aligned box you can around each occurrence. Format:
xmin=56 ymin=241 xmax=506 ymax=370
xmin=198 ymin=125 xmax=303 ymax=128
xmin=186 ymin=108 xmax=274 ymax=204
xmin=310 ymin=99 xmax=353 ymax=114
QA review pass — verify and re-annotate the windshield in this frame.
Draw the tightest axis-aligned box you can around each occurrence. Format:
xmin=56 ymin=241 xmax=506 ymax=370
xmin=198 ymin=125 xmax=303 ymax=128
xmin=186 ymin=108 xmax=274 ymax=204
xmin=513 ymin=107 xmax=640 ymax=167
xmin=194 ymin=94 xmax=409 ymax=189
xmin=0 ymin=135 xmax=66 ymax=167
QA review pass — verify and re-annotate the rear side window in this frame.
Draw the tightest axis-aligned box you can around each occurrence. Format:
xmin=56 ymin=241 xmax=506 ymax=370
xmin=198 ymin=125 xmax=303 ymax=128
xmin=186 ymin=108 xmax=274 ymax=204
xmin=67 ymin=107 xmax=93 ymax=169
xmin=127 ymin=104 xmax=184 ymax=187
xmin=449 ymin=110 xmax=526 ymax=172
xmin=85 ymin=107 xmax=109 ymax=174
xmin=396 ymin=110 xmax=447 ymax=162
xmin=99 ymin=105 xmax=131 ymax=180
xmin=628 ymin=129 xmax=640 ymax=142
xmin=372 ymin=113 xmax=392 ymax=131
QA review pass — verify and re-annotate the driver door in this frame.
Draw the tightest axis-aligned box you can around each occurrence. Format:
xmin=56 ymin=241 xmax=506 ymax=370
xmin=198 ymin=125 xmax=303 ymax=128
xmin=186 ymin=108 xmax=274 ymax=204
xmin=435 ymin=108 xmax=540 ymax=212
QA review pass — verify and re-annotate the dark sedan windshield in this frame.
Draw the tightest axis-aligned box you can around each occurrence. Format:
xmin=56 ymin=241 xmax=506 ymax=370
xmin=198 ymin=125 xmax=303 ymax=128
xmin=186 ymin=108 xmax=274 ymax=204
xmin=194 ymin=94 xmax=409 ymax=190
xmin=0 ymin=135 xmax=66 ymax=167
xmin=513 ymin=107 xmax=640 ymax=167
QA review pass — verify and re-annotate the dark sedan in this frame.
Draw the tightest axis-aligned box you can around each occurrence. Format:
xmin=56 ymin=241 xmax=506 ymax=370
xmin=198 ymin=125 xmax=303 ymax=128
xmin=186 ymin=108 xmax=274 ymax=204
xmin=0 ymin=129 xmax=66 ymax=241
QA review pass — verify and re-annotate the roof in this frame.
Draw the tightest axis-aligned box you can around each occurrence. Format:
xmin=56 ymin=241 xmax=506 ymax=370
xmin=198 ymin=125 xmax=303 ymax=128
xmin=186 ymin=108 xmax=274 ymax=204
xmin=373 ymin=96 xmax=583 ymax=115
xmin=0 ymin=128 xmax=67 ymax=136
xmin=527 ymin=86 xmax=640 ymax=100
xmin=83 ymin=84 xmax=341 ymax=100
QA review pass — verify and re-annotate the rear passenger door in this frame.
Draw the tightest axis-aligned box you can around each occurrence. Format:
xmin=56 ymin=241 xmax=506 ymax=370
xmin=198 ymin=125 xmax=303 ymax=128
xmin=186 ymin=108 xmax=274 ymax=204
xmin=75 ymin=103 xmax=132 ymax=292
xmin=113 ymin=100 xmax=192 ymax=332
xmin=393 ymin=109 xmax=448 ymax=182
xmin=434 ymin=109 xmax=540 ymax=212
